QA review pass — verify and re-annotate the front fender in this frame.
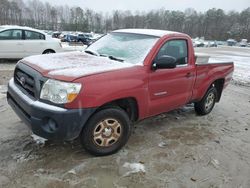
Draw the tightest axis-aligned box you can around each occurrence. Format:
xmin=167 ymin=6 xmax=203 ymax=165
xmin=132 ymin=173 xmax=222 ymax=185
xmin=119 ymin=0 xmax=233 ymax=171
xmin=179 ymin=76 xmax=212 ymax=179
xmin=65 ymin=66 xmax=149 ymax=119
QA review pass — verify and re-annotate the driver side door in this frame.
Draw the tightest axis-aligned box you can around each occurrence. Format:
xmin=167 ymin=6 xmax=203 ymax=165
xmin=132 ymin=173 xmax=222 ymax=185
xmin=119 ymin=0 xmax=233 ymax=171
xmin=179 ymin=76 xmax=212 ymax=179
xmin=148 ymin=38 xmax=196 ymax=116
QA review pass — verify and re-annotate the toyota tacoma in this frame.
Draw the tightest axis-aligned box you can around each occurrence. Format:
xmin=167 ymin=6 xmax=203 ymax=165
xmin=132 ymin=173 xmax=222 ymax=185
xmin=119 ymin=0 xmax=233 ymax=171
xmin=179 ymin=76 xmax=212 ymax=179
xmin=7 ymin=29 xmax=234 ymax=156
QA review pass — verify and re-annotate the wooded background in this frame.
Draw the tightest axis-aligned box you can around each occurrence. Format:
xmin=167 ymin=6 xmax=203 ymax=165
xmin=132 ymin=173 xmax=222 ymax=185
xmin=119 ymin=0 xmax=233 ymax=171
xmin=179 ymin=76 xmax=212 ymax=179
xmin=0 ymin=0 xmax=250 ymax=40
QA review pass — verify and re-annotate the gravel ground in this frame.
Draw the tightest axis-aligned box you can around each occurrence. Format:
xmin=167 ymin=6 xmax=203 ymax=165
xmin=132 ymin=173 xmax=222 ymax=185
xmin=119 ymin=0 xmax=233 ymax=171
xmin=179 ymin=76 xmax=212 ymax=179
xmin=0 ymin=47 xmax=250 ymax=188
xmin=0 ymin=59 xmax=17 ymax=85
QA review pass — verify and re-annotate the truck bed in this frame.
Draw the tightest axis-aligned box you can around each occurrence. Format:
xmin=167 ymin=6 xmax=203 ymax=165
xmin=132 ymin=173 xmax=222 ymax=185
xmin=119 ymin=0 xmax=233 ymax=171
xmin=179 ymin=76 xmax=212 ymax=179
xmin=195 ymin=52 xmax=233 ymax=66
xmin=192 ymin=60 xmax=234 ymax=102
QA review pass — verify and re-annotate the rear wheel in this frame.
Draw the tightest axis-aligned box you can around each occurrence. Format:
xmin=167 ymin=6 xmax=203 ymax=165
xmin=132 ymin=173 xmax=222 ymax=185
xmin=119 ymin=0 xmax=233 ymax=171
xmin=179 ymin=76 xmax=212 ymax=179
xmin=80 ymin=108 xmax=131 ymax=156
xmin=194 ymin=87 xmax=218 ymax=115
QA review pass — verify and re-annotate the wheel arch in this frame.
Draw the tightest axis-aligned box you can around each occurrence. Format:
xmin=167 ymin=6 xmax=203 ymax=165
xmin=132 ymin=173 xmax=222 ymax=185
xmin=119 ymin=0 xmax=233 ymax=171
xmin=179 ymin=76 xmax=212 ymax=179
xmin=95 ymin=97 xmax=139 ymax=122
xmin=42 ymin=49 xmax=56 ymax=54
xmin=213 ymin=78 xmax=225 ymax=102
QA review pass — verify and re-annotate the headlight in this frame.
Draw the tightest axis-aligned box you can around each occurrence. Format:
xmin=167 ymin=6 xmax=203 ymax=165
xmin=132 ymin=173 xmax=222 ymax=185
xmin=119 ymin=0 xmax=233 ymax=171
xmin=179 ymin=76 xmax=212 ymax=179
xmin=40 ymin=79 xmax=82 ymax=104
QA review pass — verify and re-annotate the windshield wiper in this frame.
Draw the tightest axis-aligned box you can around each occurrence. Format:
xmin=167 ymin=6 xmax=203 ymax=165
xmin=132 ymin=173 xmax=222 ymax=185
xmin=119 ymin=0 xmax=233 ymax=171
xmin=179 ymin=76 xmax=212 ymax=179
xmin=108 ymin=56 xmax=124 ymax=62
xmin=100 ymin=54 xmax=124 ymax=62
xmin=86 ymin=51 xmax=124 ymax=62
xmin=84 ymin=50 xmax=99 ymax=56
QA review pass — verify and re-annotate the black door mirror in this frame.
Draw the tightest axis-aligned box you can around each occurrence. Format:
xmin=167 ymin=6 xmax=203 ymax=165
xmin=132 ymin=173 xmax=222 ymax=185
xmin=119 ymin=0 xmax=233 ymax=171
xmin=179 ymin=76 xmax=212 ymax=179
xmin=152 ymin=55 xmax=177 ymax=70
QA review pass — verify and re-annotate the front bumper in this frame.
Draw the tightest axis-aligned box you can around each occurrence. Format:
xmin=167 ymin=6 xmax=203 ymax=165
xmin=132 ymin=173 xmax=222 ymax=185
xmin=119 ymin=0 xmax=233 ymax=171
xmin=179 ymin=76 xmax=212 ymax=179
xmin=7 ymin=78 xmax=96 ymax=140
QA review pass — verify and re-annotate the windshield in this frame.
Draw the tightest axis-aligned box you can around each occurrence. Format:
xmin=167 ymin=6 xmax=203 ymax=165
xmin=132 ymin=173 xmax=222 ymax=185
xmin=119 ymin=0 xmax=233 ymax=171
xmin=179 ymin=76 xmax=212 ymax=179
xmin=87 ymin=32 xmax=159 ymax=64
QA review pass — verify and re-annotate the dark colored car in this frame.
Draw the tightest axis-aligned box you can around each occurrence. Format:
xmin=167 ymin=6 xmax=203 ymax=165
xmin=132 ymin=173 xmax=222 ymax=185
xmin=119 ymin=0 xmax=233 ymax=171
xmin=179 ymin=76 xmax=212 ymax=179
xmin=61 ymin=34 xmax=78 ymax=42
xmin=77 ymin=33 xmax=92 ymax=45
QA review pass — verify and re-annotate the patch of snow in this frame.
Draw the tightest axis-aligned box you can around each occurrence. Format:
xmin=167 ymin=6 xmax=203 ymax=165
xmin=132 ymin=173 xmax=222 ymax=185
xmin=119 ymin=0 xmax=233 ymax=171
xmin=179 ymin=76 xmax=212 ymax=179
xmin=209 ymin=158 xmax=220 ymax=169
xmin=215 ymin=50 xmax=250 ymax=57
xmin=122 ymin=162 xmax=146 ymax=176
xmin=66 ymin=163 xmax=87 ymax=175
xmin=37 ymin=168 xmax=46 ymax=174
xmin=68 ymin=169 xmax=77 ymax=175
xmin=158 ymin=141 xmax=167 ymax=148
xmin=31 ymin=134 xmax=47 ymax=145
xmin=49 ymin=62 xmax=133 ymax=77
xmin=12 ymin=152 xmax=37 ymax=163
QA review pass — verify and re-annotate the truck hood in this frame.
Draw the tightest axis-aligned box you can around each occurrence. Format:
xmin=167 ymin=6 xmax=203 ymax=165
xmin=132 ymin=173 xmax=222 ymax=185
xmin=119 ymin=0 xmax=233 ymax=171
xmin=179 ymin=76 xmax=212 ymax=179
xmin=21 ymin=51 xmax=135 ymax=81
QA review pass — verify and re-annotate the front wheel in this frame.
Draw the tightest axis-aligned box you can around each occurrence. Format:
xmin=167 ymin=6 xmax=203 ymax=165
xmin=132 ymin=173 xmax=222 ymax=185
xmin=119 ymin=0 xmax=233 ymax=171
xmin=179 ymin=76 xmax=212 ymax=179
xmin=194 ymin=87 xmax=218 ymax=115
xmin=80 ymin=108 xmax=132 ymax=156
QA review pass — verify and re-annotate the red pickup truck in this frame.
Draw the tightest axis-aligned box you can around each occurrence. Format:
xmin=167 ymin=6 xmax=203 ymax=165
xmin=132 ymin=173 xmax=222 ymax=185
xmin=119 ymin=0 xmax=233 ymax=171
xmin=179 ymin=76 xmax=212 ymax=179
xmin=7 ymin=29 xmax=234 ymax=156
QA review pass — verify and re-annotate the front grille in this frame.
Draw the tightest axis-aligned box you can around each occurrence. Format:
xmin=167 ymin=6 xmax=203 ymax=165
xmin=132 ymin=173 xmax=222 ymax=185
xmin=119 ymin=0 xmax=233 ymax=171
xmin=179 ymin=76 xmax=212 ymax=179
xmin=14 ymin=68 xmax=35 ymax=97
xmin=13 ymin=62 xmax=46 ymax=99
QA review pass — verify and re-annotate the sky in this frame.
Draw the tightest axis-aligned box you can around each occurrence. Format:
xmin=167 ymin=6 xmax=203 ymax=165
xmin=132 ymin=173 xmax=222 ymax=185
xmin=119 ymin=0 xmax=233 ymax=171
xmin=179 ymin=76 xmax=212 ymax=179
xmin=39 ymin=0 xmax=250 ymax=12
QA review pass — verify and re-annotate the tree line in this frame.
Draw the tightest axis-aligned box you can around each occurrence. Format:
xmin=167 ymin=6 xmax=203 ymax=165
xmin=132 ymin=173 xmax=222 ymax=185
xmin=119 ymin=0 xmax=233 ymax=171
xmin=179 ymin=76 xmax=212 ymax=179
xmin=0 ymin=0 xmax=250 ymax=41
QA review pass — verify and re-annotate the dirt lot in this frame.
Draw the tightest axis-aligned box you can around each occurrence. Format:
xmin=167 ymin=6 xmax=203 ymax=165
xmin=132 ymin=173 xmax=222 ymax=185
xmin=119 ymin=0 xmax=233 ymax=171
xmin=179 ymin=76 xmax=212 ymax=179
xmin=0 ymin=47 xmax=250 ymax=188
xmin=0 ymin=60 xmax=16 ymax=85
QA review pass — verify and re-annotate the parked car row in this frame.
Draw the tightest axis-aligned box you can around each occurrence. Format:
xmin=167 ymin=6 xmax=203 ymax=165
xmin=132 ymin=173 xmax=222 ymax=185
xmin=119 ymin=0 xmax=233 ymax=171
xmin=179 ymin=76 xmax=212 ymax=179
xmin=193 ymin=37 xmax=250 ymax=48
xmin=60 ymin=34 xmax=91 ymax=45
xmin=192 ymin=38 xmax=218 ymax=48
xmin=226 ymin=39 xmax=249 ymax=47
xmin=51 ymin=31 xmax=103 ymax=45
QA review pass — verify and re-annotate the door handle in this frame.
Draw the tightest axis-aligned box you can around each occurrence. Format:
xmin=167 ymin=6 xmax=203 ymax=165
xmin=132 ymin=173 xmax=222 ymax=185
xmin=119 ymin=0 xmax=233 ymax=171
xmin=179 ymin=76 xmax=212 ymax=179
xmin=185 ymin=72 xmax=192 ymax=78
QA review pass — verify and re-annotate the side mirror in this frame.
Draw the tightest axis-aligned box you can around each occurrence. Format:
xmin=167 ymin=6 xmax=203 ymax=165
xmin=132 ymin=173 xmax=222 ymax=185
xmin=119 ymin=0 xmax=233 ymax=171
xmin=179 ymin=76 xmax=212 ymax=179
xmin=152 ymin=55 xmax=177 ymax=70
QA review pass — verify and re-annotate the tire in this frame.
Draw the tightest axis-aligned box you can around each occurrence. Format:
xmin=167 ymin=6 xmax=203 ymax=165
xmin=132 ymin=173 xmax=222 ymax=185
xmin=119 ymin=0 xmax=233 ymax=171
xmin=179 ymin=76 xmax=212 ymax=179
xmin=43 ymin=49 xmax=55 ymax=54
xmin=80 ymin=108 xmax=132 ymax=156
xmin=194 ymin=87 xmax=218 ymax=115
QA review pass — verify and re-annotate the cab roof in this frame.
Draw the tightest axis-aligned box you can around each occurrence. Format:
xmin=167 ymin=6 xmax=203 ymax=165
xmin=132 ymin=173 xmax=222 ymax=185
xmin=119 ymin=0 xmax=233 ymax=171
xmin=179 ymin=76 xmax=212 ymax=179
xmin=112 ymin=28 xmax=182 ymax=37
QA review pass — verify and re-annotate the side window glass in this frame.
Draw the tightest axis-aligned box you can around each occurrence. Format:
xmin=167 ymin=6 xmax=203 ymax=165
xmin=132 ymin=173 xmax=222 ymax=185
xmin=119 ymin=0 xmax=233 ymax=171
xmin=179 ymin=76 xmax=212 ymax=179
xmin=156 ymin=40 xmax=188 ymax=65
xmin=25 ymin=30 xmax=45 ymax=40
xmin=0 ymin=30 xmax=22 ymax=40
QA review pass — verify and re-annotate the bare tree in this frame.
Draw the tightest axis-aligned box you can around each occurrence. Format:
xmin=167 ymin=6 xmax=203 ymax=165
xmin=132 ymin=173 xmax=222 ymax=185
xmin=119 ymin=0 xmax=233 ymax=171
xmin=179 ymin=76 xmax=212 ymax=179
xmin=0 ymin=0 xmax=249 ymax=41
